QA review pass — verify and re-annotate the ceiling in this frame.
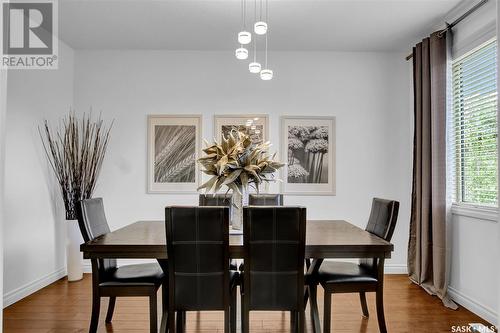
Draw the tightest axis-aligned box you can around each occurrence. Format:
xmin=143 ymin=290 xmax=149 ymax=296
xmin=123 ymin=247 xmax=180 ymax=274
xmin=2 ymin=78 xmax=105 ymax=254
xmin=59 ymin=0 xmax=462 ymax=52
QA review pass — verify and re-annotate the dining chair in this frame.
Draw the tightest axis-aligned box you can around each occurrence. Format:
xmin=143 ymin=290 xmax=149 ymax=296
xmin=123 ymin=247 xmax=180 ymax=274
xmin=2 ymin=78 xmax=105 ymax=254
xmin=241 ymin=206 xmax=307 ymax=333
xmin=312 ymin=198 xmax=399 ymax=333
xmin=239 ymin=194 xmax=284 ymax=271
xmin=198 ymin=194 xmax=238 ymax=271
xmin=76 ymin=198 xmax=166 ymax=333
xmin=165 ymin=206 xmax=239 ymax=333
xmin=199 ymin=193 xmax=233 ymax=208
xmin=248 ymin=194 xmax=283 ymax=206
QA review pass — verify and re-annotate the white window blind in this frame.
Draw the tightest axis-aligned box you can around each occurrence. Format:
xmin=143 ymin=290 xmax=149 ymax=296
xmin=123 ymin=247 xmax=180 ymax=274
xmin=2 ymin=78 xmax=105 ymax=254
xmin=452 ymin=39 xmax=498 ymax=206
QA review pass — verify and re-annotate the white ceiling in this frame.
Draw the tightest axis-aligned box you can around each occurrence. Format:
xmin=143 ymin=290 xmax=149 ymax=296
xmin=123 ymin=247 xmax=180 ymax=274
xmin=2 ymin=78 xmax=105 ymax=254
xmin=59 ymin=0 xmax=462 ymax=51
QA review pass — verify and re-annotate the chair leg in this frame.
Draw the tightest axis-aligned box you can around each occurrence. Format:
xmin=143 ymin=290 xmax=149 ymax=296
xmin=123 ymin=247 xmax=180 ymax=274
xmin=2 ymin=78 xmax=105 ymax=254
xmin=309 ymin=284 xmax=321 ymax=333
xmin=149 ymin=293 xmax=158 ymax=333
xmin=160 ymin=284 xmax=168 ymax=333
xmin=224 ymin=305 xmax=230 ymax=333
xmin=168 ymin=310 xmax=176 ymax=333
xmin=241 ymin=300 xmax=249 ymax=333
xmin=230 ymin=287 xmax=237 ymax=333
xmin=359 ymin=292 xmax=369 ymax=317
xmin=376 ymin=288 xmax=387 ymax=333
xmin=297 ymin=310 xmax=305 ymax=333
xmin=105 ymin=296 xmax=116 ymax=323
xmin=323 ymin=291 xmax=331 ymax=333
xmin=176 ymin=311 xmax=185 ymax=333
xmin=89 ymin=294 xmax=101 ymax=333
xmin=290 ymin=311 xmax=296 ymax=333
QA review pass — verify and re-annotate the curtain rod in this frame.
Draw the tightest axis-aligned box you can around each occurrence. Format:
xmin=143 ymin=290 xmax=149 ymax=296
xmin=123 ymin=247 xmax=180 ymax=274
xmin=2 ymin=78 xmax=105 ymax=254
xmin=405 ymin=0 xmax=489 ymax=61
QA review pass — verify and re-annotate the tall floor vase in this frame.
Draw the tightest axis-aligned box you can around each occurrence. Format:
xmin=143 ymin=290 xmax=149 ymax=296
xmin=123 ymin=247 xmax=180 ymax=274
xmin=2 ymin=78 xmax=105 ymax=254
xmin=231 ymin=186 xmax=249 ymax=230
xmin=66 ymin=219 xmax=83 ymax=281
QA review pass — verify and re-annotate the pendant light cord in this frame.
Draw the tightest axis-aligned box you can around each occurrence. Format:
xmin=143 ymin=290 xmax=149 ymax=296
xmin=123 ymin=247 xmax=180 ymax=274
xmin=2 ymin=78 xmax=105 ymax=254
xmin=259 ymin=0 xmax=263 ymax=21
xmin=266 ymin=0 xmax=268 ymax=23
xmin=253 ymin=0 xmax=257 ymax=62
xmin=265 ymin=0 xmax=269 ymax=67
xmin=265 ymin=33 xmax=268 ymax=67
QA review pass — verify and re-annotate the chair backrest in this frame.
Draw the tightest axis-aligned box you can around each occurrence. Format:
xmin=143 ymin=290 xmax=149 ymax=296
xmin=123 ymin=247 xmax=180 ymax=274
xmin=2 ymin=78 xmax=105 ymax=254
xmin=199 ymin=193 xmax=232 ymax=206
xmin=76 ymin=198 xmax=117 ymax=274
xmin=243 ymin=206 xmax=306 ymax=311
xmin=365 ymin=198 xmax=399 ymax=242
xmin=248 ymin=194 xmax=283 ymax=206
xmin=360 ymin=198 xmax=399 ymax=271
xmin=165 ymin=206 xmax=230 ymax=311
xmin=199 ymin=194 xmax=233 ymax=223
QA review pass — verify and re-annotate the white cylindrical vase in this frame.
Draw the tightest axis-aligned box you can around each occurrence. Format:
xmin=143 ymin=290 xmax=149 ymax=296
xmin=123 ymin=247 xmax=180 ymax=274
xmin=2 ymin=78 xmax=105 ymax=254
xmin=231 ymin=186 xmax=249 ymax=230
xmin=66 ymin=219 xmax=83 ymax=281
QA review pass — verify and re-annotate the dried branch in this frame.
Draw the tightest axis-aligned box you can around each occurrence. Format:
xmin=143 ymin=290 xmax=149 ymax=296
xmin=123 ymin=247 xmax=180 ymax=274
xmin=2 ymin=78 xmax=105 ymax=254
xmin=39 ymin=110 xmax=113 ymax=220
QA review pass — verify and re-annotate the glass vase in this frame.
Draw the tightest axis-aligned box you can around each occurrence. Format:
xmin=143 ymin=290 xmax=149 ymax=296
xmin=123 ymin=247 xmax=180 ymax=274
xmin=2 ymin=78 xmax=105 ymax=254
xmin=231 ymin=185 xmax=249 ymax=230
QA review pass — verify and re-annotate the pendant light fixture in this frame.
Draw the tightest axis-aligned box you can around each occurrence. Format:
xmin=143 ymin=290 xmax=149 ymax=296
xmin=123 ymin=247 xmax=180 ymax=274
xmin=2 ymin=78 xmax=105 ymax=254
xmin=254 ymin=0 xmax=267 ymax=35
xmin=248 ymin=0 xmax=261 ymax=73
xmin=237 ymin=0 xmax=251 ymax=45
xmin=235 ymin=47 xmax=249 ymax=60
xmin=260 ymin=26 xmax=273 ymax=80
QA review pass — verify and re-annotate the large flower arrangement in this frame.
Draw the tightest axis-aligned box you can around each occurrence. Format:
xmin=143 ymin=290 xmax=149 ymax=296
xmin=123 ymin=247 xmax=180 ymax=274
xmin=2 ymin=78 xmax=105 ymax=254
xmin=197 ymin=130 xmax=284 ymax=194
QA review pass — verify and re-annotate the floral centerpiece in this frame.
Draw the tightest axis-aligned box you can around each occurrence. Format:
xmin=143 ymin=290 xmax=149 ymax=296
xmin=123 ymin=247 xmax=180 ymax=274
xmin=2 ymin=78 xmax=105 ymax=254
xmin=197 ymin=130 xmax=283 ymax=229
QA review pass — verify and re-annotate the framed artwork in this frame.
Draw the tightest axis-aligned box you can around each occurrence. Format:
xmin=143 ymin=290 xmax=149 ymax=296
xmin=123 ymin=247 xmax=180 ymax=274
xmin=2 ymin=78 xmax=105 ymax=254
xmin=147 ymin=115 xmax=202 ymax=193
xmin=280 ymin=116 xmax=336 ymax=195
xmin=214 ymin=114 xmax=269 ymax=144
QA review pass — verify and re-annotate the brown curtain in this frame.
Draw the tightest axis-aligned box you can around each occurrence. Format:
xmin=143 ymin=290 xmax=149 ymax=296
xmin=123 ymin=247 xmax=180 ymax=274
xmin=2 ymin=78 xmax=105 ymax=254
xmin=408 ymin=31 xmax=457 ymax=309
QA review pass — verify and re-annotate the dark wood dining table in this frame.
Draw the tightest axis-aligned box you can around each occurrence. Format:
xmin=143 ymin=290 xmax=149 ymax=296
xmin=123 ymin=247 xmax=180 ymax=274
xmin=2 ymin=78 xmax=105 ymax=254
xmin=81 ymin=219 xmax=393 ymax=333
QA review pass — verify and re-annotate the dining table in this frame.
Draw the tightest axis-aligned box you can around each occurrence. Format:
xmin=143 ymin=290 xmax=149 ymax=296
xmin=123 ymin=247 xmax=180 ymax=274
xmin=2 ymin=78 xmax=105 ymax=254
xmin=81 ymin=219 xmax=394 ymax=333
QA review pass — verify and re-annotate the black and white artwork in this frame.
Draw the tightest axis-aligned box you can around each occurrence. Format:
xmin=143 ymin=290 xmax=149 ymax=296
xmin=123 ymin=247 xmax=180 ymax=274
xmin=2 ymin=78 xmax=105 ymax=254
xmin=281 ymin=116 xmax=336 ymax=195
xmin=148 ymin=115 xmax=201 ymax=193
xmin=214 ymin=115 xmax=268 ymax=145
xmin=154 ymin=125 xmax=196 ymax=183
xmin=287 ymin=125 xmax=329 ymax=183
xmin=221 ymin=124 xmax=264 ymax=144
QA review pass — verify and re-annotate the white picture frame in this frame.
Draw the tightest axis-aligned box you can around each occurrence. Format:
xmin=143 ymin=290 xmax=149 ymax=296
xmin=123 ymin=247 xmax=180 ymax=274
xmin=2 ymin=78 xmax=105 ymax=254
xmin=214 ymin=114 xmax=269 ymax=144
xmin=280 ymin=116 xmax=336 ymax=196
xmin=147 ymin=115 xmax=202 ymax=193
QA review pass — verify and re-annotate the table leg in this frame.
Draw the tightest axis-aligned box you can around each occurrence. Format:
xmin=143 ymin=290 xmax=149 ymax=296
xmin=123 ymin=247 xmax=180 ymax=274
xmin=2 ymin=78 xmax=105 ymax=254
xmin=307 ymin=258 xmax=323 ymax=333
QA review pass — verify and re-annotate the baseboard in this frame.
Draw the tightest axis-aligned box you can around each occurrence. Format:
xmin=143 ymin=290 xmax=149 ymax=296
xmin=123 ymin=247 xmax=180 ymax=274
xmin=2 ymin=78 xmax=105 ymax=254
xmin=448 ymin=286 xmax=498 ymax=326
xmin=385 ymin=264 xmax=408 ymax=274
xmin=3 ymin=267 xmax=66 ymax=308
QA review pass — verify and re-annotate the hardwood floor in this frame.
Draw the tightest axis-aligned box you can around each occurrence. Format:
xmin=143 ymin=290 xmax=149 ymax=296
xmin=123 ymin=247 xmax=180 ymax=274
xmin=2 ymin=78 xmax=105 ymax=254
xmin=3 ymin=274 xmax=493 ymax=333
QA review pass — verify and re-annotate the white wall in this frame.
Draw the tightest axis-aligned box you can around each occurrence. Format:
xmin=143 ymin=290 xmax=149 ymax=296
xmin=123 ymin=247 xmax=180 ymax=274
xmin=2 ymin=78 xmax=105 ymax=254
xmin=0 ymin=69 xmax=8 ymax=331
xmin=3 ymin=42 xmax=75 ymax=307
xmin=73 ymin=50 xmax=412 ymax=272
xmin=448 ymin=212 xmax=499 ymax=325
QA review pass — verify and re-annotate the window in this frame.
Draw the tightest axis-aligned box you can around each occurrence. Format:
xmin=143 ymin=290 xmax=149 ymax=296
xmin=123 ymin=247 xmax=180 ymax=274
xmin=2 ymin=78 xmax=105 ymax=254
xmin=452 ymin=39 xmax=498 ymax=206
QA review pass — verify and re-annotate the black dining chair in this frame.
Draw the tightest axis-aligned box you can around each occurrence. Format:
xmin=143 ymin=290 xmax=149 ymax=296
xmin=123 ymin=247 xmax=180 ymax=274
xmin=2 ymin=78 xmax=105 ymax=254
xmin=76 ymin=198 xmax=166 ymax=333
xmin=248 ymin=194 xmax=283 ymax=206
xmin=165 ymin=206 xmax=239 ymax=333
xmin=199 ymin=193 xmax=233 ymax=209
xmin=241 ymin=206 xmax=307 ymax=333
xmin=199 ymin=194 xmax=238 ymax=271
xmin=311 ymin=198 xmax=399 ymax=333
